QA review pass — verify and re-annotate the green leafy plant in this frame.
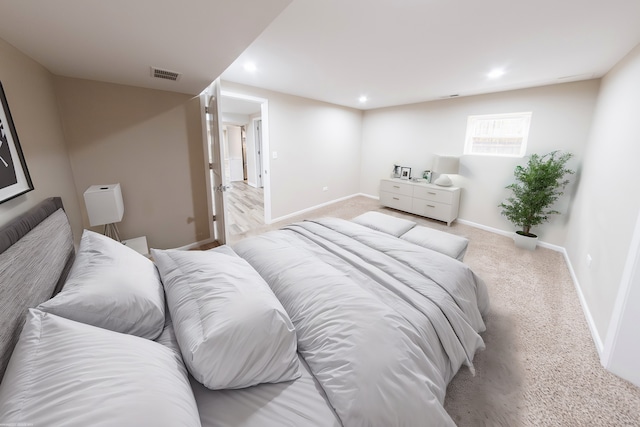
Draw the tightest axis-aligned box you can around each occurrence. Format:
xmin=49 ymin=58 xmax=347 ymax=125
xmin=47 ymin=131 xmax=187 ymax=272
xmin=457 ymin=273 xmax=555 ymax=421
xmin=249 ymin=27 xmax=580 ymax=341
xmin=499 ymin=151 xmax=574 ymax=237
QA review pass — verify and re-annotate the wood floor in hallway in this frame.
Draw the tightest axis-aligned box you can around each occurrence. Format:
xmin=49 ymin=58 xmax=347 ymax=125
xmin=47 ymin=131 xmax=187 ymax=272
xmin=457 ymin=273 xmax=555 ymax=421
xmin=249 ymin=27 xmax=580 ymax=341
xmin=226 ymin=181 xmax=265 ymax=237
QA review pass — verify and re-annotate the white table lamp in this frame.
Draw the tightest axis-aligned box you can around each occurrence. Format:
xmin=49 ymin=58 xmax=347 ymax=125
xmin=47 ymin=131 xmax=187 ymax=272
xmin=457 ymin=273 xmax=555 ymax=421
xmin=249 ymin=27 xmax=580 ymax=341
xmin=83 ymin=183 xmax=124 ymax=241
xmin=433 ymin=155 xmax=460 ymax=187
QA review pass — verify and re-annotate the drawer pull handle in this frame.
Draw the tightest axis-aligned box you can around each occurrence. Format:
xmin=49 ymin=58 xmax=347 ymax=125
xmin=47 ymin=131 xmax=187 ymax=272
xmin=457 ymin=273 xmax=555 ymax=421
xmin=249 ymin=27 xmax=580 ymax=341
xmin=428 ymin=192 xmax=436 ymax=195
xmin=427 ymin=204 xmax=436 ymax=208
xmin=393 ymin=197 xmax=400 ymax=200
xmin=393 ymin=186 xmax=400 ymax=189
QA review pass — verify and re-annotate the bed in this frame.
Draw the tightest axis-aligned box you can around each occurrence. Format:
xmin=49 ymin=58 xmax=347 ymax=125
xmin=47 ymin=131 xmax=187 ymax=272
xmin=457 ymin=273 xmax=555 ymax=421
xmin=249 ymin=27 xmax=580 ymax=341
xmin=0 ymin=197 xmax=489 ymax=427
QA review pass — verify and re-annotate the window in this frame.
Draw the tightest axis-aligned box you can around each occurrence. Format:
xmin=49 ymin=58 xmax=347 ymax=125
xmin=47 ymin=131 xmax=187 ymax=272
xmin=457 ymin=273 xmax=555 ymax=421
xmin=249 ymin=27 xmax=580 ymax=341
xmin=464 ymin=112 xmax=532 ymax=157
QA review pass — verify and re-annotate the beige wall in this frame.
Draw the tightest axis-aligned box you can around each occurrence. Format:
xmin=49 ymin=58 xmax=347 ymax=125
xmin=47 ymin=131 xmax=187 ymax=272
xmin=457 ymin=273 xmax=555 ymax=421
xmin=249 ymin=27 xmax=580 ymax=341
xmin=0 ymin=38 xmax=82 ymax=240
xmin=222 ymin=82 xmax=363 ymax=220
xmin=54 ymin=77 xmax=209 ymax=249
xmin=565 ymin=43 xmax=640 ymax=340
xmin=360 ymin=80 xmax=600 ymax=245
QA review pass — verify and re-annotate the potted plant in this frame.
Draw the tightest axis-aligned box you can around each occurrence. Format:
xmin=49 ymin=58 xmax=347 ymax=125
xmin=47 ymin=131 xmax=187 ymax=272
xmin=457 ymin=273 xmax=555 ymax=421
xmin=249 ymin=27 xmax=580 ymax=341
xmin=499 ymin=151 xmax=574 ymax=250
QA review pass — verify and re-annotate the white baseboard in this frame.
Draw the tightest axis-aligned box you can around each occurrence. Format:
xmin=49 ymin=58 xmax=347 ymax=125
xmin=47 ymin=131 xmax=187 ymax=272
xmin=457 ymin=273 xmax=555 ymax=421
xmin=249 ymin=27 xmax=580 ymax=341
xmin=457 ymin=218 xmax=604 ymax=356
xmin=456 ymin=218 xmax=513 ymax=238
xmin=456 ymin=218 xmax=565 ymax=253
xmin=358 ymin=192 xmax=379 ymax=200
xmin=172 ymin=237 xmax=217 ymax=251
xmin=269 ymin=193 xmax=364 ymax=224
xmin=560 ymin=247 xmax=605 ymax=356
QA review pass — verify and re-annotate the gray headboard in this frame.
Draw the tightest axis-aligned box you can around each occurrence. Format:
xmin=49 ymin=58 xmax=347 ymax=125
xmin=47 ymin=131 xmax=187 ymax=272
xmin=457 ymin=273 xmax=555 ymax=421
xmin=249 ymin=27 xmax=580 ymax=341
xmin=0 ymin=197 xmax=75 ymax=378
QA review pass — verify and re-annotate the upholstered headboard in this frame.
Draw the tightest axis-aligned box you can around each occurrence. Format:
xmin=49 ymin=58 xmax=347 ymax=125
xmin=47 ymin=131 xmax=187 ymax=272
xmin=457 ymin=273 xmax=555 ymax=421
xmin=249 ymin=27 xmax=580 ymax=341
xmin=0 ymin=197 xmax=75 ymax=377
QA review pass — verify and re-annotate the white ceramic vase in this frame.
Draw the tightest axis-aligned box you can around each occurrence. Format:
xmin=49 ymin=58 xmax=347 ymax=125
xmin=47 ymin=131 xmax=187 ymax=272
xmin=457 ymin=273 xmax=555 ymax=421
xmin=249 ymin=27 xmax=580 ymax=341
xmin=514 ymin=232 xmax=538 ymax=250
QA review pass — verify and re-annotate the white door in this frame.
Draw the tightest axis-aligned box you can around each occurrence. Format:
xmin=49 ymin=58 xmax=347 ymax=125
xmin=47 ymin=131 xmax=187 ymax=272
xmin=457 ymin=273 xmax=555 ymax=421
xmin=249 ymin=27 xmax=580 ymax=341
xmin=205 ymin=80 xmax=228 ymax=244
xmin=226 ymin=125 xmax=244 ymax=182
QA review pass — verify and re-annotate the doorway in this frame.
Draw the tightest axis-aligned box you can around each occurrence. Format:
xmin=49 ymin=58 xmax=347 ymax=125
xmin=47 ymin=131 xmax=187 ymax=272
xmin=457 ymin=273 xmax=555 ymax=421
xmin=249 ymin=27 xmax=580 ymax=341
xmin=222 ymin=124 xmax=246 ymax=184
xmin=219 ymin=91 xmax=271 ymax=242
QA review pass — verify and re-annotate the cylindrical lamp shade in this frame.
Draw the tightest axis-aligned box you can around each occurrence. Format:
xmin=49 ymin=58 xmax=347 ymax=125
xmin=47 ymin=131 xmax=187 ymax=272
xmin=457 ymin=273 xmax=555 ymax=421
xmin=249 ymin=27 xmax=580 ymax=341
xmin=83 ymin=184 xmax=124 ymax=226
xmin=432 ymin=155 xmax=460 ymax=174
xmin=432 ymin=155 xmax=460 ymax=187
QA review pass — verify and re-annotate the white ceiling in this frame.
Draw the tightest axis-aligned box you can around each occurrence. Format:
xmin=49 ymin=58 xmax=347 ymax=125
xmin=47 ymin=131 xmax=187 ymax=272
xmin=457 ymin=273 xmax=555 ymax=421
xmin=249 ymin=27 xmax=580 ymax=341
xmin=221 ymin=0 xmax=640 ymax=110
xmin=0 ymin=0 xmax=292 ymax=95
xmin=0 ymin=0 xmax=639 ymax=112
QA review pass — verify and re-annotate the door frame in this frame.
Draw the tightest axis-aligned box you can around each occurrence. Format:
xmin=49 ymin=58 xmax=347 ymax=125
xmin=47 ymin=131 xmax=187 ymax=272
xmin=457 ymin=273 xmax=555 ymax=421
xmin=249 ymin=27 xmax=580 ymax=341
xmin=253 ymin=117 xmax=264 ymax=189
xmin=200 ymin=80 xmax=228 ymax=244
xmin=220 ymin=91 xmax=272 ymax=224
xmin=602 ymin=208 xmax=640 ymax=387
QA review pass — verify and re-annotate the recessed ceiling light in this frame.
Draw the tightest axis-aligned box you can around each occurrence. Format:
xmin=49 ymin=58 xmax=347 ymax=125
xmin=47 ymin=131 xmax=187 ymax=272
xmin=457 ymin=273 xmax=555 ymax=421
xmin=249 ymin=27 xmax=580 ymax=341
xmin=359 ymin=95 xmax=368 ymax=103
xmin=487 ymin=68 xmax=505 ymax=79
xmin=244 ymin=62 xmax=257 ymax=73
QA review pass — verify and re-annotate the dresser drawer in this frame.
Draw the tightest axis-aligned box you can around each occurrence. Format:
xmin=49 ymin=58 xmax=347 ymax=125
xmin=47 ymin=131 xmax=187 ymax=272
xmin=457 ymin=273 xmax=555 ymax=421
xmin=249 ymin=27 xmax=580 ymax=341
xmin=380 ymin=191 xmax=413 ymax=212
xmin=380 ymin=180 xmax=413 ymax=196
xmin=411 ymin=199 xmax=453 ymax=222
xmin=413 ymin=186 xmax=454 ymax=204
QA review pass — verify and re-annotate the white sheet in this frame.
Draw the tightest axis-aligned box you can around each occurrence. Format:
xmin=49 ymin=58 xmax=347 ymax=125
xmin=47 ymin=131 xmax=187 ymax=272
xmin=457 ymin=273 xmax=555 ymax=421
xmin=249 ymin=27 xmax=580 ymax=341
xmin=191 ymin=355 xmax=342 ymax=427
xmin=156 ymin=319 xmax=341 ymax=427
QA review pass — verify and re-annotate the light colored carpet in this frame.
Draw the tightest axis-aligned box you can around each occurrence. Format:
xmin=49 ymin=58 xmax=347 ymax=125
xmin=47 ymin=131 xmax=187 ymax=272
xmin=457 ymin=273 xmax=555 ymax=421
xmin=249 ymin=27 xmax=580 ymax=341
xmin=229 ymin=196 xmax=640 ymax=426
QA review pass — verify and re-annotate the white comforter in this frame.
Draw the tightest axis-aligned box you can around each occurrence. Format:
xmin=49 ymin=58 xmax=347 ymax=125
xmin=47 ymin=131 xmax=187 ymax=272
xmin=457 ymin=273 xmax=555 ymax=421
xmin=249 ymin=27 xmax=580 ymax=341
xmin=233 ymin=218 xmax=489 ymax=427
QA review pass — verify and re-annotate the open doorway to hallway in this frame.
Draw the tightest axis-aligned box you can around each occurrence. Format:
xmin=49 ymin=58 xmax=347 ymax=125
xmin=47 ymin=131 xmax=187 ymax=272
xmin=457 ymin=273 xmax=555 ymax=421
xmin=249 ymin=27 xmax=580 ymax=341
xmin=219 ymin=92 xmax=270 ymax=243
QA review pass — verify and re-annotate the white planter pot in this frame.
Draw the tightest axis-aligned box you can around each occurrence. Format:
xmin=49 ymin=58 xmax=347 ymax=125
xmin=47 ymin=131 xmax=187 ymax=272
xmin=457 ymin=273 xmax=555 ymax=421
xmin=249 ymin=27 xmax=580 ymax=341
xmin=513 ymin=232 xmax=538 ymax=250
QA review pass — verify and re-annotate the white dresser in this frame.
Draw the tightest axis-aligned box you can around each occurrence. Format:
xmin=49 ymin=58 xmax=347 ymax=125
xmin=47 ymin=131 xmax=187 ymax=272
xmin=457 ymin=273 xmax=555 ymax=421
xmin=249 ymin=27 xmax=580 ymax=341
xmin=379 ymin=179 xmax=461 ymax=226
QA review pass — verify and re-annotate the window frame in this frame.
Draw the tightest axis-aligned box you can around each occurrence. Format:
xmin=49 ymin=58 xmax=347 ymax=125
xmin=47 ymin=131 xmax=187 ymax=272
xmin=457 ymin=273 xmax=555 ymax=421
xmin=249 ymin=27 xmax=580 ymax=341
xmin=463 ymin=112 xmax=532 ymax=158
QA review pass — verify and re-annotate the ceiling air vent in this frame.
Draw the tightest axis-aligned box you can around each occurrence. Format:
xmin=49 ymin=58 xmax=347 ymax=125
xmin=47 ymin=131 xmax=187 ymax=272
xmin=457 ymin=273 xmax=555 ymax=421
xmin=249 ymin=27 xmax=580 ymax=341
xmin=150 ymin=67 xmax=181 ymax=82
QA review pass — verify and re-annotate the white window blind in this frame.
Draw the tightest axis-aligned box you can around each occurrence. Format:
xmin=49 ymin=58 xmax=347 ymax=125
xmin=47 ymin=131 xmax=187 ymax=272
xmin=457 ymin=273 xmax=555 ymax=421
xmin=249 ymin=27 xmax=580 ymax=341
xmin=464 ymin=112 xmax=532 ymax=157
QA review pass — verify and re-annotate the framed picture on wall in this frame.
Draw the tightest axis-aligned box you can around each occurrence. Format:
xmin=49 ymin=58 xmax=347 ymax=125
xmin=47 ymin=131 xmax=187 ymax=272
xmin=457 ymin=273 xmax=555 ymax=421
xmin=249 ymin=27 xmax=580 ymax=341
xmin=400 ymin=167 xmax=411 ymax=180
xmin=0 ymin=82 xmax=34 ymax=204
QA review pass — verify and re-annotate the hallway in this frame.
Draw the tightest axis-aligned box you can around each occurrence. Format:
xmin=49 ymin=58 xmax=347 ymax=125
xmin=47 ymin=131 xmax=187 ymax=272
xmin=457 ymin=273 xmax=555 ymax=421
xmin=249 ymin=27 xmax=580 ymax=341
xmin=226 ymin=181 xmax=264 ymax=238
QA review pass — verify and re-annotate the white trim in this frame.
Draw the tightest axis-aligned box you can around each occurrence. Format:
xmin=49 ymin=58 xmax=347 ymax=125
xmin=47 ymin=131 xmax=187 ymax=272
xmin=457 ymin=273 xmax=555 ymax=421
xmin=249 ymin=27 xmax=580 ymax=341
xmin=220 ymin=91 xmax=265 ymax=104
xmin=536 ymin=240 xmax=565 ymax=252
xmin=359 ymin=192 xmax=379 ymax=200
xmin=171 ymin=237 xmax=218 ymax=251
xmin=260 ymin=102 xmax=271 ymax=224
xmin=269 ymin=194 xmax=363 ymax=224
xmin=602 ymin=208 xmax=640 ymax=382
xmin=456 ymin=218 xmax=604 ymax=355
xmin=560 ymin=247 xmax=605 ymax=355
xmin=456 ymin=218 xmax=513 ymax=239
xmin=198 ymin=93 xmax=215 ymax=244
xmin=456 ymin=219 xmax=565 ymax=252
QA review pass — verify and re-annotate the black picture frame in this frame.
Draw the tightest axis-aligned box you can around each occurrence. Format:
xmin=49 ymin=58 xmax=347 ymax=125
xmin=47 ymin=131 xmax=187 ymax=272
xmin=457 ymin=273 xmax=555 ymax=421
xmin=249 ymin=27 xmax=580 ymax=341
xmin=400 ymin=167 xmax=411 ymax=180
xmin=0 ymin=82 xmax=33 ymax=204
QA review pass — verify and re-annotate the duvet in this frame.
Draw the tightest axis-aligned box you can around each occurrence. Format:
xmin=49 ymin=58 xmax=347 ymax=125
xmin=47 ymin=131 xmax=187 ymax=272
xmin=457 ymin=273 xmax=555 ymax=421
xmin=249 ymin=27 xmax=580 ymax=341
xmin=233 ymin=218 xmax=489 ymax=427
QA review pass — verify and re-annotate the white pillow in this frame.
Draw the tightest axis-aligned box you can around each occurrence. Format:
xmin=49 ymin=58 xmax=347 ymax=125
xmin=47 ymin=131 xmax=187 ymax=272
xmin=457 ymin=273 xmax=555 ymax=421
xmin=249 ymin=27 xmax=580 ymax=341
xmin=38 ymin=229 xmax=165 ymax=339
xmin=352 ymin=211 xmax=416 ymax=237
xmin=152 ymin=248 xmax=301 ymax=390
xmin=0 ymin=309 xmax=201 ymax=427
xmin=401 ymin=226 xmax=469 ymax=261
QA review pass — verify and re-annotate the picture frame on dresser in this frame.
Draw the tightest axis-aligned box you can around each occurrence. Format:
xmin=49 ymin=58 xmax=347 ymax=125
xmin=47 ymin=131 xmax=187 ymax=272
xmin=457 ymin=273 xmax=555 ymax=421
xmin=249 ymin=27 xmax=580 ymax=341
xmin=0 ymin=82 xmax=34 ymax=205
xmin=400 ymin=167 xmax=411 ymax=180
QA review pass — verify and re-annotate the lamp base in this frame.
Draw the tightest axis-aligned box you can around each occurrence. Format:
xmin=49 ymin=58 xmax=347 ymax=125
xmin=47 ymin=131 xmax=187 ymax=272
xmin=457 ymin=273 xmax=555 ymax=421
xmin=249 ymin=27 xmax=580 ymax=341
xmin=104 ymin=223 xmax=121 ymax=242
xmin=434 ymin=174 xmax=453 ymax=187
